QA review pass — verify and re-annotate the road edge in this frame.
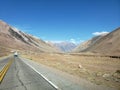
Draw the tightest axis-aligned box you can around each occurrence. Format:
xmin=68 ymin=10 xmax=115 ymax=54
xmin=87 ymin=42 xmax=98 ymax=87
xmin=21 ymin=58 xmax=61 ymax=90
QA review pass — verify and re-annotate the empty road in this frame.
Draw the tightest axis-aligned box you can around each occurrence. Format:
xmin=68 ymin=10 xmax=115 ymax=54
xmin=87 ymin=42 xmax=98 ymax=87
xmin=0 ymin=56 xmax=116 ymax=90
xmin=0 ymin=57 xmax=11 ymax=71
xmin=0 ymin=56 xmax=57 ymax=90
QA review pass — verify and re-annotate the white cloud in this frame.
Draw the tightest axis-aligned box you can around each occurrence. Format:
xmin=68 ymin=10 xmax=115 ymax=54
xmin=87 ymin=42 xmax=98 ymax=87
xmin=92 ymin=31 xmax=109 ymax=36
xmin=70 ymin=38 xmax=76 ymax=44
xmin=70 ymin=39 xmax=84 ymax=44
xmin=48 ymin=40 xmax=64 ymax=43
xmin=45 ymin=39 xmax=84 ymax=45
xmin=46 ymin=39 xmax=76 ymax=44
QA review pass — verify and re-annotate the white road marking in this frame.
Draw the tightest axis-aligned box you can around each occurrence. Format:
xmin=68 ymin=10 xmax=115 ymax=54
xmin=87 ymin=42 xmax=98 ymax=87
xmin=21 ymin=58 xmax=61 ymax=90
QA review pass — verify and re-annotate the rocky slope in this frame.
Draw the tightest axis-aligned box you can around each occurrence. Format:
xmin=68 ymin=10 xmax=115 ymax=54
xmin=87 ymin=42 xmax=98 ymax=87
xmin=0 ymin=20 xmax=59 ymax=56
xmin=73 ymin=27 xmax=120 ymax=56
xmin=73 ymin=35 xmax=105 ymax=53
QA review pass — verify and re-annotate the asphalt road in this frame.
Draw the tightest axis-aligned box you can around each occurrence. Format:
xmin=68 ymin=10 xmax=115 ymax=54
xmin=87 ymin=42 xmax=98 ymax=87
xmin=0 ymin=57 xmax=57 ymax=90
xmin=0 ymin=57 xmax=10 ymax=71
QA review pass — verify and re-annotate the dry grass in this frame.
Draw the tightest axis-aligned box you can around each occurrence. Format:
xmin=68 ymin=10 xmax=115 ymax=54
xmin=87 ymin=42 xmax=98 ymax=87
xmin=22 ymin=53 xmax=120 ymax=89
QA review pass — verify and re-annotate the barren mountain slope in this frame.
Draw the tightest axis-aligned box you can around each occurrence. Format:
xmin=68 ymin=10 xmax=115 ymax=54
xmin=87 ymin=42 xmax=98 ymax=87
xmin=87 ymin=27 xmax=120 ymax=56
xmin=72 ymin=35 xmax=104 ymax=52
xmin=0 ymin=20 xmax=59 ymax=56
xmin=74 ymin=27 xmax=120 ymax=56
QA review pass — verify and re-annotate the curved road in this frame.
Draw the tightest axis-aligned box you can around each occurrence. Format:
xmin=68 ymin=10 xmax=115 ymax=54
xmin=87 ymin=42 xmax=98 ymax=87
xmin=0 ymin=57 xmax=56 ymax=90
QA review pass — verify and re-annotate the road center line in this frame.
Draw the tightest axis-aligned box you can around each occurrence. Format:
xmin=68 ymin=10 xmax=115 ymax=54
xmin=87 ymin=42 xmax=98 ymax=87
xmin=0 ymin=59 xmax=13 ymax=83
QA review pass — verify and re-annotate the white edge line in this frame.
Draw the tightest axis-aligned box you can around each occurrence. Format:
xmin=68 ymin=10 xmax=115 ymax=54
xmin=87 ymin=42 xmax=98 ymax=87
xmin=21 ymin=58 xmax=61 ymax=90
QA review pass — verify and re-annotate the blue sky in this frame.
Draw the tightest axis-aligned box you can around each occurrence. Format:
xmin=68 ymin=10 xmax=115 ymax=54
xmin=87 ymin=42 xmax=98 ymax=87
xmin=0 ymin=0 xmax=120 ymax=44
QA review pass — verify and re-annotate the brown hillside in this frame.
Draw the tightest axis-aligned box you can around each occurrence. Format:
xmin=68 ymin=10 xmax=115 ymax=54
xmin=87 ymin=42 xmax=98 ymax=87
xmin=0 ymin=20 xmax=59 ymax=56
xmin=74 ymin=27 xmax=120 ymax=56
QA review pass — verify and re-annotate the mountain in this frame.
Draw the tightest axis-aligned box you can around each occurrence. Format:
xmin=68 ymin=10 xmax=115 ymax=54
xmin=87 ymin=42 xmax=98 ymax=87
xmin=0 ymin=20 xmax=59 ymax=56
xmin=72 ymin=35 xmax=106 ymax=52
xmin=73 ymin=27 xmax=120 ymax=56
xmin=47 ymin=41 xmax=77 ymax=52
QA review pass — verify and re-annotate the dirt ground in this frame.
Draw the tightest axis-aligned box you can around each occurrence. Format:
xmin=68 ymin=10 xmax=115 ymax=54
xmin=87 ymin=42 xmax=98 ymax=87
xmin=22 ymin=52 xmax=120 ymax=90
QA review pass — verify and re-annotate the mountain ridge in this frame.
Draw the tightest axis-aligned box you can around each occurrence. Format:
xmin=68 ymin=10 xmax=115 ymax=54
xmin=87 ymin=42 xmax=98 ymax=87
xmin=47 ymin=41 xmax=77 ymax=52
xmin=72 ymin=35 xmax=105 ymax=52
xmin=0 ymin=20 xmax=59 ymax=56
xmin=73 ymin=27 xmax=120 ymax=56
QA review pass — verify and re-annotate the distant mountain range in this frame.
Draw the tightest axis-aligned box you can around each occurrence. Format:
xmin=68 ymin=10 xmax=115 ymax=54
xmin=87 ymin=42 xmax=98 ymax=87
xmin=47 ymin=41 xmax=77 ymax=52
xmin=0 ymin=20 xmax=59 ymax=56
xmin=73 ymin=27 xmax=120 ymax=56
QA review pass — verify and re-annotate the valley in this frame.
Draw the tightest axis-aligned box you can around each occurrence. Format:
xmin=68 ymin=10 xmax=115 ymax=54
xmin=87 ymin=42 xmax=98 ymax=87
xmin=0 ymin=20 xmax=120 ymax=90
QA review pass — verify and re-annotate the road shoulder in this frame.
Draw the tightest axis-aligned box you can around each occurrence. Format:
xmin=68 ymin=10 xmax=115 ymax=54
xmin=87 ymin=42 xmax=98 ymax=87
xmin=21 ymin=57 xmax=116 ymax=90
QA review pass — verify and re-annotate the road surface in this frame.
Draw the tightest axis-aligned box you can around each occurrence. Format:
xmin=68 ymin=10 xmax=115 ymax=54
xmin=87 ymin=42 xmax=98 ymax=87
xmin=0 ymin=56 xmax=57 ymax=90
xmin=0 ymin=57 xmax=10 ymax=71
xmin=0 ymin=56 xmax=116 ymax=90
